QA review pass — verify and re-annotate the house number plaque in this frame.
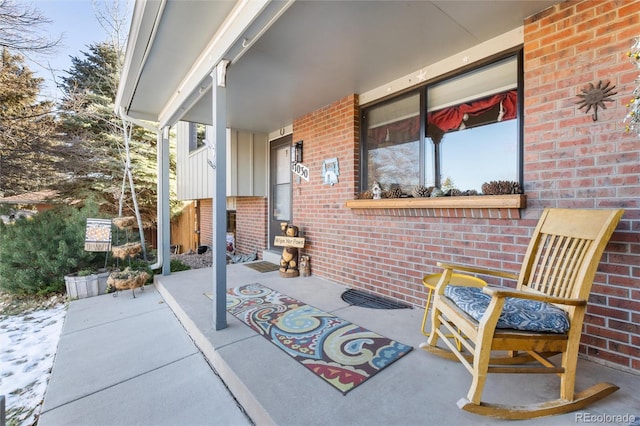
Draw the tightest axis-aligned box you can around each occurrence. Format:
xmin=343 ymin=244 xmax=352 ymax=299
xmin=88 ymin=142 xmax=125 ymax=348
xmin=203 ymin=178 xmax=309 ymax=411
xmin=292 ymin=162 xmax=310 ymax=181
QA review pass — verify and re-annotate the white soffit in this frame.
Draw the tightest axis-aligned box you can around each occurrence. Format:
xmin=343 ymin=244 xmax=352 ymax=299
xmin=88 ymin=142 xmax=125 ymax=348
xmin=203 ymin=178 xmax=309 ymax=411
xmin=158 ymin=0 xmax=294 ymax=127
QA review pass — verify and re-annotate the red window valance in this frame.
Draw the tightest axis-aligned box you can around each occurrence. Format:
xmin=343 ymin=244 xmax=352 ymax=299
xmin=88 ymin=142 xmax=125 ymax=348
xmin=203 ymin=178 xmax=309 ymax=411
xmin=428 ymin=90 xmax=517 ymax=133
xmin=366 ymin=90 xmax=517 ymax=147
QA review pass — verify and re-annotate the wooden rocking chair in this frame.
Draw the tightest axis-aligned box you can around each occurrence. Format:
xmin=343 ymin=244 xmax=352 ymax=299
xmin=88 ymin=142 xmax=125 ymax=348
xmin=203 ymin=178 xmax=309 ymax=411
xmin=420 ymin=208 xmax=624 ymax=419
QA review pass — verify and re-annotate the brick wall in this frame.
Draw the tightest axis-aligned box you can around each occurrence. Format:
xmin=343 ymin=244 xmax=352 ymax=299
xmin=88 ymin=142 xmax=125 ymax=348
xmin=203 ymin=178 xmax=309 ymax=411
xmin=199 ymin=197 xmax=267 ymax=258
xmin=291 ymin=1 xmax=639 ymax=371
xmin=198 ymin=199 xmax=212 ymax=248
xmin=523 ymin=0 xmax=640 ymax=369
xmin=235 ymin=197 xmax=268 ymax=258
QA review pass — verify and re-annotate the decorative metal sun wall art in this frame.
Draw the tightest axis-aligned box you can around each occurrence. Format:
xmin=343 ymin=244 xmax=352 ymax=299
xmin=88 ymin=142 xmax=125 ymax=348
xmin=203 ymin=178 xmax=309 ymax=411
xmin=575 ymin=80 xmax=617 ymax=121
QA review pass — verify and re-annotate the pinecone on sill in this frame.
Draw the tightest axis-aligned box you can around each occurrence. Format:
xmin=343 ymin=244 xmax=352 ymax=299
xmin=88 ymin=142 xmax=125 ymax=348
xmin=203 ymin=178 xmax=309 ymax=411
xmin=358 ymin=190 xmax=373 ymax=199
xmin=412 ymin=185 xmax=432 ymax=198
xmin=384 ymin=187 xmax=404 ymax=198
xmin=481 ymin=180 xmax=523 ymax=195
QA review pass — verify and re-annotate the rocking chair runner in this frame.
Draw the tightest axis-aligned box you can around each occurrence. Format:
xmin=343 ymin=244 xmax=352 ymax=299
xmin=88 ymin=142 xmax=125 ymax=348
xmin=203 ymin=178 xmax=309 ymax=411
xmin=420 ymin=208 xmax=624 ymax=419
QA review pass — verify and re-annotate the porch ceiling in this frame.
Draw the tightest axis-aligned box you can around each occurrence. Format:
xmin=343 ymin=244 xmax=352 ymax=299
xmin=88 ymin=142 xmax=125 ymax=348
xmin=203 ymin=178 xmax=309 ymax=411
xmin=118 ymin=0 xmax=559 ymax=133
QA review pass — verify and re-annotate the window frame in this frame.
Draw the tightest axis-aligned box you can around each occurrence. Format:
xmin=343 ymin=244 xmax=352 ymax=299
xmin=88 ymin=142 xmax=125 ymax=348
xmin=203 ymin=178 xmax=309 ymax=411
xmin=359 ymin=49 xmax=524 ymax=194
xmin=188 ymin=122 xmax=208 ymax=153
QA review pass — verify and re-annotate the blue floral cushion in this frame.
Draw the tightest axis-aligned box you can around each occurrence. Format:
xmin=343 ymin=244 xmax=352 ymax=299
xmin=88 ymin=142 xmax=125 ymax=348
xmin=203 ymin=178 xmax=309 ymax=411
xmin=444 ymin=285 xmax=570 ymax=334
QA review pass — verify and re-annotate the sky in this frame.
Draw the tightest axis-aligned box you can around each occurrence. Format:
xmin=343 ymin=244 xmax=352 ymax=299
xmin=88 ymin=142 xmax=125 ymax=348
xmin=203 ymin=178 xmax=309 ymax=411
xmin=24 ymin=0 xmax=129 ymax=101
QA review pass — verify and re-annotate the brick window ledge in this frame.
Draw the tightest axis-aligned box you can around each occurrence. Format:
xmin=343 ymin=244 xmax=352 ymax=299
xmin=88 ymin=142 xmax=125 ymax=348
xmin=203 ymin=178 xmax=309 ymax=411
xmin=345 ymin=194 xmax=526 ymax=219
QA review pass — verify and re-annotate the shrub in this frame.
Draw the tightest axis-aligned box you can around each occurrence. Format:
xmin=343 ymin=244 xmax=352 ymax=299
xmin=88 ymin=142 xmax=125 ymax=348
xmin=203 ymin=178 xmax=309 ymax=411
xmin=0 ymin=202 xmax=104 ymax=295
xmin=148 ymin=259 xmax=191 ymax=275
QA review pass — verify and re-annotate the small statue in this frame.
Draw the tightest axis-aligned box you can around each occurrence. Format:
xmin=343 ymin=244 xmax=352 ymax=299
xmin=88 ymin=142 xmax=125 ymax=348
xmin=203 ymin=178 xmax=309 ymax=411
xmin=299 ymin=255 xmax=311 ymax=277
xmin=372 ymin=182 xmax=382 ymax=199
xmin=279 ymin=223 xmax=300 ymax=277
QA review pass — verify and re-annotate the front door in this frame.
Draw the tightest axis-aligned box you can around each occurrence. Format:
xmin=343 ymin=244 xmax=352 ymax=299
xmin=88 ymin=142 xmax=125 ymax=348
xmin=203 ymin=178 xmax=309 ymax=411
xmin=269 ymin=135 xmax=292 ymax=250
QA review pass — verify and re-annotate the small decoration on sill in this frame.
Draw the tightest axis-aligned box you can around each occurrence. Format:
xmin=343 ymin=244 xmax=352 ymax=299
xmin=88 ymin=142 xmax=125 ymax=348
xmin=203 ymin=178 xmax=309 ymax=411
xmin=411 ymin=185 xmax=433 ymax=198
xmin=450 ymin=189 xmax=479 ymax=196
xmin=575 ymin=80 xmax=617 ymax=121
xmin=481 ymin=180 xmax=523 ymax=195
xmin=357 ymin=190 xmax=373 ymax=199
xmin=384 ymin=187 xmax=404 ymax=199
xmin=624 ymin=36 xmax=640 ymax=138
xmin=430 ymin=187 xmax=444 ymax=197
xmin=372 ymin=182 xmax=382 ymax=199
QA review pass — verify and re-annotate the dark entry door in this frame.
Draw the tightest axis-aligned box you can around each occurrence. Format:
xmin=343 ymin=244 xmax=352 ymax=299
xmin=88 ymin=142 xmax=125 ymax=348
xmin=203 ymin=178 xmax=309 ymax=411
xmin=269 ymin=135 xmax=292 ymax=250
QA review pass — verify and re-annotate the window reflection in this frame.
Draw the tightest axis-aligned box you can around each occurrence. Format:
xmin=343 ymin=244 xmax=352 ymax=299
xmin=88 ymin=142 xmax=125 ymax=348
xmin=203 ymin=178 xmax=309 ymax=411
xmin=365 ymin=94 xmax=421 ymax=193
xmin=438 ymin=120 xmax=517 ymax=192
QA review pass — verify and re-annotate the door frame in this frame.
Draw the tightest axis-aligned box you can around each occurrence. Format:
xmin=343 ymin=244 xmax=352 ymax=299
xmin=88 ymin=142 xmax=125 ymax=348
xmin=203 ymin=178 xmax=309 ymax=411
xmin=268 ymin=135 xmax=292 ymax=251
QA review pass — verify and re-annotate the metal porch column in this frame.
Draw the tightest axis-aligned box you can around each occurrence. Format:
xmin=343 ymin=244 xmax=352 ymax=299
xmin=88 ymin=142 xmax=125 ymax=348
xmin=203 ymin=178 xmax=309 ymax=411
xmin=211 ymin=61 xmax=229 ymax=330
xmin=159 ymin=126 xmax=171 ymax=276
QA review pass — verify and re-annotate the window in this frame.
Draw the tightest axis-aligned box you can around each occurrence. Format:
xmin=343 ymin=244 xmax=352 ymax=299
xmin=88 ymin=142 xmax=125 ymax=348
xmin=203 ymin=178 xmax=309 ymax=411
xmin=362 ymin=54 xmax=521 ymax=194
xmin=188 ymin=122 xmax=208 ymax=152
xmin=363 ymin=93 xmax=423 ymax=192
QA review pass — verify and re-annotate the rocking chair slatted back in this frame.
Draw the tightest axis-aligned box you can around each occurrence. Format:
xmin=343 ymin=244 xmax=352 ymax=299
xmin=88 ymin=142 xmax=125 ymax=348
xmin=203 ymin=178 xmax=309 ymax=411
xmin=518 ymin=209 xmax=621 ymax=301
xmin=526 ymin=234 xmax=590 ymax=299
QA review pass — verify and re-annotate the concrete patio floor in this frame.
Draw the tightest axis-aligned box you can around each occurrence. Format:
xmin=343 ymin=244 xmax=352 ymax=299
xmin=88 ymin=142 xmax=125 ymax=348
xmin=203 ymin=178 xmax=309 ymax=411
xmin=154 ymin=263 xmax=639 ymax=426
xmin=38 ymin=281 xmax=250 ymax=426
xmin=39 ymin=262 xmax=639 ymax=425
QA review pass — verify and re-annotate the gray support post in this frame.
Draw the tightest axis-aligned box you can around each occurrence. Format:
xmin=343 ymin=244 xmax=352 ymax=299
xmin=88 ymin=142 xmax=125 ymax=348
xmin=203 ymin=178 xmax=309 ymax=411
xmin=159 ymin=127 xmax=171 ymax=276
xmin=1 ymin=394 xmax=5 ymax=426
xmin=211 ymin=61 xmax=229 ymax=330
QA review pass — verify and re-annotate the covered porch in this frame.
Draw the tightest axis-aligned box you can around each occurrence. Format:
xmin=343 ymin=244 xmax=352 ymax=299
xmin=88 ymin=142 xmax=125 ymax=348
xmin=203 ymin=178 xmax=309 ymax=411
xmin=155 ymin=263 xmax=639 ymax=425
xmin=115 ymin=0 xmax=640 ymax=396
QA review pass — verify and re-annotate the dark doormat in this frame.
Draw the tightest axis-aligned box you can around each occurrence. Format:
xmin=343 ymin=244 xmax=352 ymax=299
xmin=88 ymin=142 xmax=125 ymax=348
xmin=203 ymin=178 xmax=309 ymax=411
xmin=341 ymin=289 xmax=412 ymax=309
xmin=243 ymin=261 xmax=280 ymax=273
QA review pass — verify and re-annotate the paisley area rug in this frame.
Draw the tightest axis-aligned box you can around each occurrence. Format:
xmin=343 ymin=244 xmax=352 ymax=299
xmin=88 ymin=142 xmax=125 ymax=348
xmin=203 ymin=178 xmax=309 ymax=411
xmin=226 ymin=283 xmax=412 ymax=394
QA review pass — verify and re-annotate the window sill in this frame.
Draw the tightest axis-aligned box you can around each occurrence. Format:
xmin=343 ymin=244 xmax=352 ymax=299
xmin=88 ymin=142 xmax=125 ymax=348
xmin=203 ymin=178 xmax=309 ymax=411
xmin=345 ymin=194 xmax=526 ymax=219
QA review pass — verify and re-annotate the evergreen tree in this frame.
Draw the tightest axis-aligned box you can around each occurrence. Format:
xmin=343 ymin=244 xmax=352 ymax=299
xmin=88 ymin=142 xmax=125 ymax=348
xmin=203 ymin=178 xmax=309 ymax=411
xmin=0 ymin=48 xmax=59 ymax=196
xmin=57 ymin=42 xmax=163 ymax=227
xmin=0 ymin=201 xmax=103 ymax=295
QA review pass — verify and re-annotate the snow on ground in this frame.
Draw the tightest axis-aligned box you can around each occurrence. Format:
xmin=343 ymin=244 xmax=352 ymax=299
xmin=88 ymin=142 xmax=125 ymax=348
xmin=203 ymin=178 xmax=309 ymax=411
xmin=0 ymin=304 xmax=66 ymax=426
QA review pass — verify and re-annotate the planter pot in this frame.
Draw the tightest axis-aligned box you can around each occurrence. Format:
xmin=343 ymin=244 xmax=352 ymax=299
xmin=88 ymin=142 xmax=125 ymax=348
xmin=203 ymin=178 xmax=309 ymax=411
xmin=64 ymin=273 xmax=99 ymax=299
xmin=107 ymin=269 xmax=150 ymax=298
xmin=97 ymin=271 xmax=110 ymax=295
xmin=107 ymin=270 xmax=149 ymax=290
xmin=111 ymin=242 xmax=142 ymax=260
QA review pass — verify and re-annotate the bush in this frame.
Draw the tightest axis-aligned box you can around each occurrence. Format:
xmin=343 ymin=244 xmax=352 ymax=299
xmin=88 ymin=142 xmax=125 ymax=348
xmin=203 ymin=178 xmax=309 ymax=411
xmin=169 ymin=259 xmax=191 ymax=272
xmin=0 ymin=202 xmax=104 ymax=295
xmin=148 ymin=259 xmax=191 ymax=276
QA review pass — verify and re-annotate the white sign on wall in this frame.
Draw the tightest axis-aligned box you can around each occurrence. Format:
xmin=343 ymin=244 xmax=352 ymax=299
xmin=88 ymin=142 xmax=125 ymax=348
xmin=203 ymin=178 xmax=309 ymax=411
xmin=292 ymin=162 xmax=310 ymax=181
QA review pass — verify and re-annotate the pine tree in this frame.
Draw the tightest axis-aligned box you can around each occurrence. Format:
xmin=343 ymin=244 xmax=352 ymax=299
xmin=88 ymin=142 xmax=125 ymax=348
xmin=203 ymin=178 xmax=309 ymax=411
xmin=56 ymin=43 xmax=161 ymax=226
xmin=0 ymin=48 xmax=59 ymax=196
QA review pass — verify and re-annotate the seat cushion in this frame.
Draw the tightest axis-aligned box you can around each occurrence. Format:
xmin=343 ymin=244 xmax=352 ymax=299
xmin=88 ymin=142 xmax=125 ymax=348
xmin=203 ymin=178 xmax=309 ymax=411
xmin=444 ymin=285 xmax=570 ymax=334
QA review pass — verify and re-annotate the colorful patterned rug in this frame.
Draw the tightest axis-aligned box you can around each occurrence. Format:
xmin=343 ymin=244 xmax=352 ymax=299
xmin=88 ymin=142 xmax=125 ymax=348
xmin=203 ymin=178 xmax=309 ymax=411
xmin=226 ymin=283 xmax=413 ymax=394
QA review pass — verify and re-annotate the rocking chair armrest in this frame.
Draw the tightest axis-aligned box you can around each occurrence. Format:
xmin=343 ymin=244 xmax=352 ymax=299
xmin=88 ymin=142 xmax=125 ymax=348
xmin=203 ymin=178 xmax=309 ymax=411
xmin=436 ymin=262 xmax=519 ymax=281
xmin=482 ymin=286 xmax=587 ymax=307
